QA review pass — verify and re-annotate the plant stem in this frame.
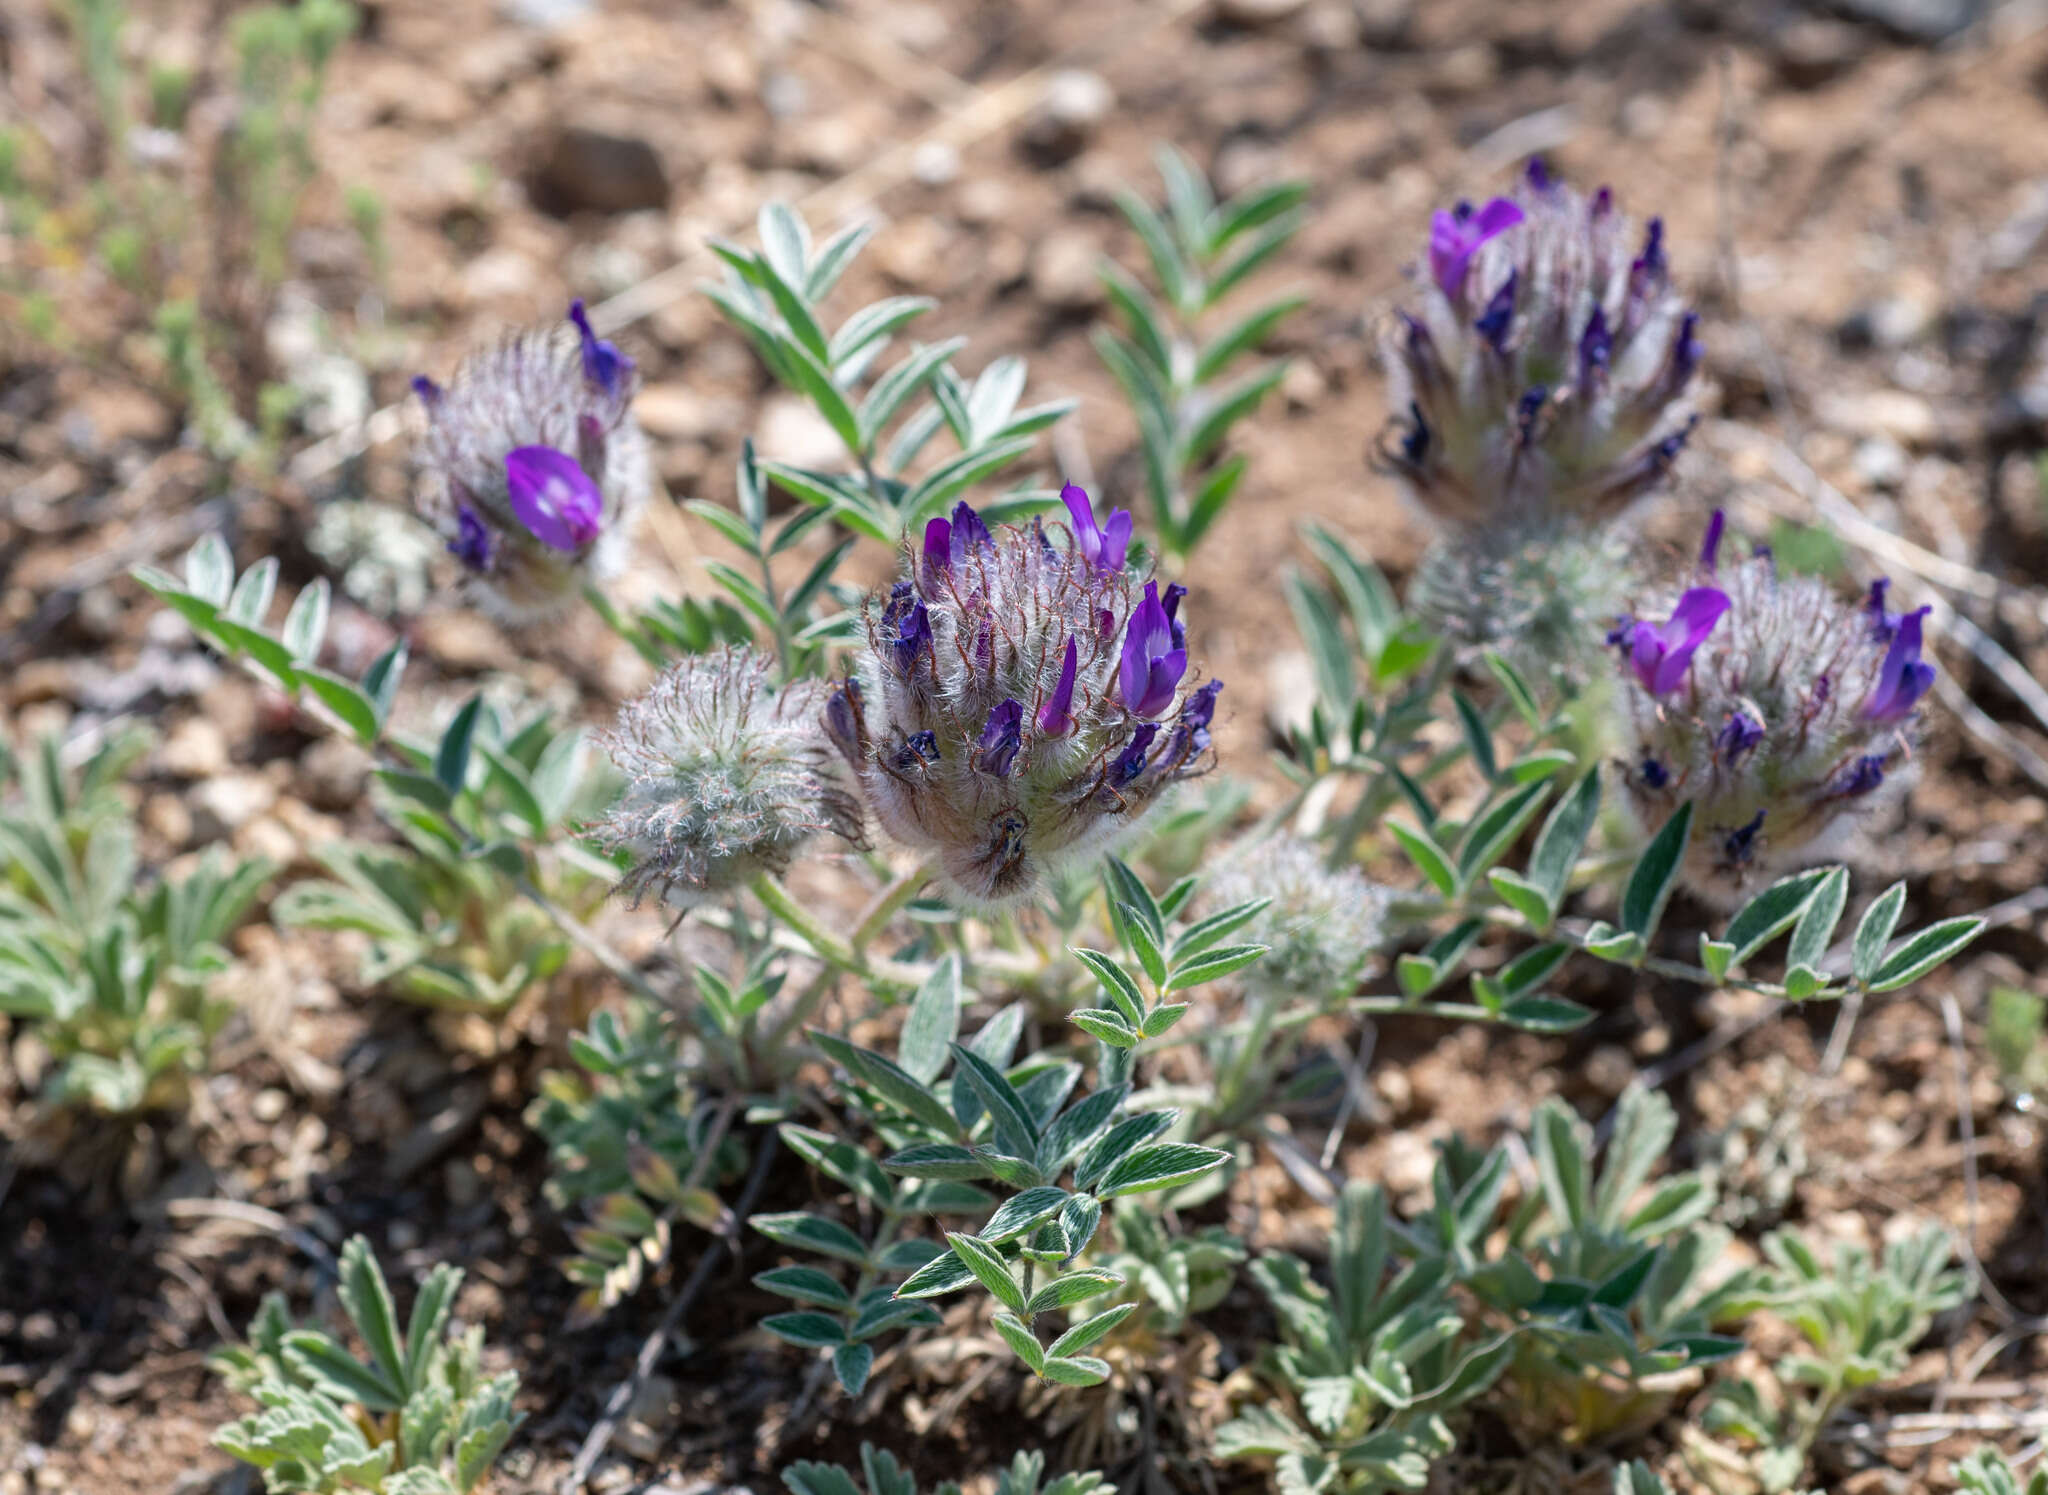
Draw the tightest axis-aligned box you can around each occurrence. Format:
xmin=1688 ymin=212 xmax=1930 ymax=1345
xmin=851 ymin=862 xmax=934 ymax=955
xmin=750 ymin=871 xmax=859 ymax=971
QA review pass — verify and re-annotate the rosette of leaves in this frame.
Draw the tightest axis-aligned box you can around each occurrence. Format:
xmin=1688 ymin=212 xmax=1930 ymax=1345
xmin=274 ymin=710 xmax=612 ymax=1013
xmin=210 ymin=1236 xmax=522 ymax=1494
xmin=1094 ymin=144 xmax=1308 ymax=562
xmin=0 ymin=730 xmax=271 ymax=1116
xmin=782 ymin=1444 xmax=1113 ymax=1495
xmin=1214 ymin=1182 xmax=1510 ymax=1495
xmin=1702 ymin=1225 xmax=1970 ymax=1492
xmin=1096 ymin=1205 xmax=1244 ymax=1339
xmin=525 ymin=997 xmax=745 ymax=1326
xmin=1403 ymin=1089 xmax=1753 ymax=1447
xmin=756 ymin=957 xmax=1231 ymax=1390
xmin=703 ymin=201 xmax=1075 ymax=546
xmin=1953 ymin=1449 xmax=2048 ymax=1495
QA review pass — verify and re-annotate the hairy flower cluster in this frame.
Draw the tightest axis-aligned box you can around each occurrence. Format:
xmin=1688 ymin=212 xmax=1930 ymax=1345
xmin=595 ymin=647 xmax=860 ymax=908
xmin=1409 ymin=522 xmax=1634 ymax=690
xmin=1380 ymin=158 xmax=1702 ymax=533
xmin=1204 ymin=836 xmax=1390 ymax=998
xmin=823 ymin=485 xmax=1221 ymax=908
xmin=412 ymin=302 xmax=649 ymax=621
xmin=1614 ymin=514 xmax=1937 ymax=898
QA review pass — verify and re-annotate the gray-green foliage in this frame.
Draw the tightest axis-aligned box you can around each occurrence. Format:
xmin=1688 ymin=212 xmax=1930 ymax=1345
xmin=1095 ymin=144 xmax=1308 ymax=561
xmin=703 ymin=201 xmax=1075 ymax=548
xmin=0 ymin=730 xmax=270 ymax=1114
xmin=1954 ymin=1448 xmax=2048 ymax=1495
xmin=526 ymin=996 xmax=741 ymax=1325
xmin=754 ymin=950 xmax=1231 ymax=1391
xmin=1987 ymin=986 xmax=2047 ymax=1103
xmin=782 ymin=1443 xmax=1113 ymax=1495
xmin=1406 ymin=1088 xmax=1750 ymax=1446
xmin=228 ymin=0 xmax=359 ymax=285
xmin=1214 ymin=1182 xmax=1509 ymax=1495
xmin=1703 ymin=1224 xmax=1970 ymax=1492
xmin=211 ymin=1236 xmax=522 ymax=1494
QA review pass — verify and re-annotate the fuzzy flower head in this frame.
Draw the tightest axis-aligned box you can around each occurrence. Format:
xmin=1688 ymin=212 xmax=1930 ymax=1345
xmin=595 ymin=647 xmax=861 ymax=908
xmin=411 ymin=301 xmax=649 ymax=622
xmin=824 ymin=487 xmax=1220 ymax=908
xmin=1202 ymin=835 xmax=1391 ymax=998
xmin=1381 ymin=160 xmax=1702 ymax=532
xmin=1613 ymin=514 xmax=1936 ymax=898
xmin=1410 ymin=521 xmax=1635 ymax=692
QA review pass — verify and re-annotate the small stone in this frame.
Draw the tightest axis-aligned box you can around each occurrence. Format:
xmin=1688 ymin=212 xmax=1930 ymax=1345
xmin=1816 ymin=389 xmax=1940 ymax=447
xmin=300 ymin=737 xmax=372 ymax=812
xmin=1029 ymin=230 xmax=1104 ymax=310
xmin=1022 ymin=70 xmax=1113 ymax=164
xmin=1352 ymin=0 xmax=1414 ymax=44
xmin=416 ymin=610 xmax=511 ymax=672
xmin=911 ymin=140 xmax=960 ymax=186
xmin=1429 ymin=43 xmax=1499 ymax=96
xmin=1282 ymin=360 xmax=1326 ymax=409
xmin=1833 ymin=0 xmax=1980 ymax=43
xmin=529 ymin=126 xmax=671 ymax=217
xmin=235 ymin=815 xmax=300 ymax=868
xmin=614 ymin=1372 xmax=679 ymax=1462
xmin=253 ymin=1088 xmax=289 ymax=1123
xmin=1214 ymin=0 xmax=1309 ymax=24
xmin=757 ymin=395 xmax=847 ymax=469
xmin=1770 ymin=19 xmax=1869 ymax=87
xmin=143 ymin=793 xmax=193 ymax=849
xmin=1853 ymin=436 xmax=1908 ymax=491
xmin=389 ymin=1220 xmax=421 ymax=1252
xmin=498 ymin=0 xmax=592 ymax=27
xmin=190 ymin=773 xmax=276 ymax=840
xmin=634 ymin=384 xmax=716 ymax=441
xmin=1380 ymin=1130 xmax=1435 ymax=1202
xmin=1584 ymin=1045 xmax=1636 ymax=1098
xmin=460 ymin=246 xmax=541 ymax=306
xmin=161 ymin=716 xmax=230 ymax=779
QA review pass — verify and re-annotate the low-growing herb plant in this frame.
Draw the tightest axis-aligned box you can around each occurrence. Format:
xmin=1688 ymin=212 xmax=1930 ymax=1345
xmin=782 ymin=1444 xmax=1113 ymax=1495
xmin=211 ymin=1236 xmax=523 ymax=1494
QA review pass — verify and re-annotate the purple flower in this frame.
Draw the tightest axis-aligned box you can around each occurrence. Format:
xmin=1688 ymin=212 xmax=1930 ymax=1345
xmin=893 ymin=730 xmax=941 ymax=770
xmin=922 ymin=515 xmax=953 ymax=586
xmin=1400 ymin=401 xmax=1431 ymax=465
xmin=1475 ymin=270 xmax=1518 ymax=353
xmin=504 ymin=444 xmax=603 ymax=552
xmin=1631 ymin=218 xmax=1667 ymax=288
xmin=1171 ymin=678 xmax=1222 ymax=758
xmin=1525 ymin=155 xmax=1552 ymax=192
xmin=1700 ymin=509 xmax=1726 ymax=574
xmin=1119 ymin=581 xmax=1188 ymax=718
xmin=885 ymin=583 xmax=930 ymax=674
xmin=1162 ymin=581 xmax=1188 ymax=651
xmin=977 ymin=698 xmax=1023 ymax=777
xmin=1864 ymin=605 xmax=1935 ymax=722
xmin=1717 ymin=709 xmax=1763 ymax=761
xmin=1623 ymin=585 xmax=1730 ymax=695
xmin=1671 ymin=311 xmax=1702 ymax=386
xmin=569 ymin=300 xmax=632 ymax=397
xmin=1428 ymin=196 xmax=1524 ymax=298
xmin=1515 ymin=386 xmax=1548 ymax=445
xmin=1639 ymin=754 xmax=1670 ymax=789
xmin=1109 ymin=723 xmax=1158 ymax=788
xmin=825 ymin=678 xmax=863 ymax=754
xmin=1828 ymin=754 xmax=1887 ymax=799
xmin=412 ymin=374 xmax=443 ymax=407
xmin=950 ymin=501 xmax=994 ymax=557
xmin=1591 ymin=185 xmax=1613 ymax=218
xmin=1061 ymin=482 xmax=1132 ymax=573
xmin=1578 ymin=306 xmax=1612 ymax=389
xmin=449 ymin=505 xmax=492 ymax=571
xmin=1865 ymin=578 xmax=1900 ymax=642
xmin=1037 ymin=637 xmax=1078 ymax=737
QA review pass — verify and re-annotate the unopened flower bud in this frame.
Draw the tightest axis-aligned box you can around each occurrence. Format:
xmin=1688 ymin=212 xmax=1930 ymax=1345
xmin=411 ymin=301 xmax=649 ymax=621
xmin=1203 ymin=835 xmax=1391 ymax=998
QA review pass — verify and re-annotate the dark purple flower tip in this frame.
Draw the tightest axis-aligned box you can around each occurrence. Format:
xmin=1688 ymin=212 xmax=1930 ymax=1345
xmin=1632 ymin=218 xmax=1667 ymax=285
xmin=504 ymin=444 xmax=603 ymax=552
xmin=1516 ymin=386 xmax=1548 ymax=446
xmin=568 ymin=300 xmax=632 ymax=397
xmin=1172 ymin=678 xmax=1223 ymax=759
xmin=1672 ymin=310 xmax=1703 ymax=385
xmin=949 ymin=501 xmax=994 ymax=560
xmin=922 ymin=516 xmax=953 ymax=583
xmin=1812 ymin=673 xmax=1832 ymax=706
xmin=1428 ymin=196 xmax=1525 ymax=299
xmin=1724 ymin=809 xmax=1765 ymax=865
xmin=1400 ymin=401 xmax=1432 ymax=466
xmin=1119 ymin=581 xmax=1188 ymax=718
xmin=893 ymin=730 xmax=941 ymax=770
xmin=1109 ymin=723 xmax=1158 ymax=788
xmin=1060 ymin=482 xmax=1132 ymax=573
xmin=1717 ymin=708 xmax=1764 ymax=762
xmin=1700 ymin=509 xmax=1726 ymax=574
xmin=1525 ymin=155 xmax=1552 ymax=192
xmin=1578 ymin=305 xmax=1612 ymax=388
xmin=1591 ymin=186 xmax=1613 ymax=218
xmin=1864 ymin=605 xmax=1935 ymax=723
xmin=449 ymin=505 xmax=492 ymax=572
xmin=1865 ymin=577 xmax=1899 ymax=642
xmin=887 ymin=585 xmax=931 ymax=674
xmin=1037 ymin=636 xmax=1078 ymax=737
xmin=1162 ymin=581 xmax=1188 ymax=652
xmin=1829 ymin=753 xmax=1888 ymax=799
xmin=1639 ymin=754 xmax=1670 ymax=789
xmin=976 ymin=697 xmax=1024 ymax=778
xmin=411 ymin=374 xmax=443 ymax=407
xmin=824 ymin=677 xmax=863 ymax=753
xmin=1626 ymin=585 xmax=1731 ymax=695
xmin=1475 ymin=270 xmax=1518 ymax=353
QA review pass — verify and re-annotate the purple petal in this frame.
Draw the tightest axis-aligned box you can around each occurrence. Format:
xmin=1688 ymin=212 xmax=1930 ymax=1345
xmin=1061 ymin=481 xmax=1102 ymax=563
xmin=1865 ymin=606 xmax=1935 ymax=722
xmin=1162 ymin=582 xmax=1188 ymax=652
xmin=922 ymin=516 xmax=953 ymax=586
xmin=1100 ymin=509 xmax=1133 ymax=571
xmin=1828 ymin=753 xmax=1888 ymax=799
xmin=504 ymin=445 xmax=603 ymax=552
xmin=1427 ymin=196 xmax=1523 ymax=298
xmin=569 ymin=300 xmax=632 ymax=397
xmin=1109 ymin=724 xmax=1158 ymax=788
xmin=1524 ymin=155 xmax=1552 ymax=192
xmin=1473 ymin=197 xmax=1525 ymax=238
xmin=949 ymin=501 xmax=993 ymax=560
xmin=1578 ymin=306 xmax=1612 ymax=388
xmin=977 ymin=698 xmax=1024 ymax=777
xmin=1400 ymin=401 xmax=1432 ymax=466
xmin=1037 ymin=637 xmax=1078 ymax=737
xmin=411 ymin=375 xmax=443 ymax=408
xmin=449 ymin=505 xmax=492 ymax=571
xmin=1475 ymin=270 xmax=1518 ymax=353
xmin=1724 ymin=810 xmax=1765 ymax=865
xmin=1717 ymin=709 xmax=1763 ymax=761
xmin=1629 ymin=586 xmax=1729 ymax=695
xmin=1865 ymin=577 xmax=1899 ymax=642
xmin=1700 ymin=510 xmax=1726 ymax=574
xmin=1639 ymin=754 xmax=1670 ymax=789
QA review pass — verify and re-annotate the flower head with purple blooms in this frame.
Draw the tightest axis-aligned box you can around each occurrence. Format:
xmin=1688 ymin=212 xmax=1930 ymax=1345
xmin=1619 ymin=586 xmax=1730 ymax=695
xmin=410 ymin=302 xmax=649 ymax=621
xmin=823 ymin=488 xmax=1217 ymax=907
xmin=1381 ymin=159 xmax=1702 ymax=533
xmin=1615 ymin=514 xmax=1935 ymax=900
